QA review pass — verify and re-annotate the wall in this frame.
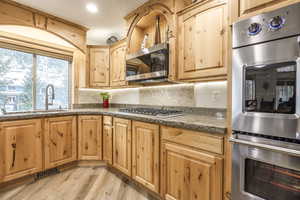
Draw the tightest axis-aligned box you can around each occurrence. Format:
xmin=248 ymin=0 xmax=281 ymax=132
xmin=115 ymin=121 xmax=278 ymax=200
xmin=78 ymin=81 xmax=227 ymax=109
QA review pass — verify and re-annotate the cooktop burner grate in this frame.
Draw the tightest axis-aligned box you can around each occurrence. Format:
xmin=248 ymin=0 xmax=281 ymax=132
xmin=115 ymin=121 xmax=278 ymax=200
xmin=119 ymin=107 xmax=183 ymax=117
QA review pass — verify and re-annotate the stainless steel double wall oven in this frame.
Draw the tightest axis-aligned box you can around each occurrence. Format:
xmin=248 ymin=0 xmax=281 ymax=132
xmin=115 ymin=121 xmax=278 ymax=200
xmin=231 ymin=3 xmax=300 ymax=200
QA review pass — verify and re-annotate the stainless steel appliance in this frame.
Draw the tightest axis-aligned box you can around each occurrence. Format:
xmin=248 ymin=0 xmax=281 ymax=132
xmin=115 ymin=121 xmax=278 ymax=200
xmin=119 ymin=107 xmax=182 ymax=118
xmin=231 ymin=3 xmax=300 ymax=200
xmin=126 ymin=43 xmax=168 ymax=82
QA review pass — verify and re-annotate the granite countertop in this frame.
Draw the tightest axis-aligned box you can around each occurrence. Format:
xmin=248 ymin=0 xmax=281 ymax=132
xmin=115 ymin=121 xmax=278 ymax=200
xmin=0 ymin=108 xmax=227 ymax=134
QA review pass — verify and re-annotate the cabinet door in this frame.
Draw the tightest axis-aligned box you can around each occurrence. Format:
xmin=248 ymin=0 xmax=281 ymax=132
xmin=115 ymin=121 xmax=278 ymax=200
xmin=103 ymin=116 xmax=113 ymax=164
xmin=132 ymin=121 xmax=160 ymax=193
xmin=240 ymin=0 xmax=275 ymax=15
xmin=110 ymin=42 xmax=127 ymax=87
xmin=44 ymin=116 xmax=77 ymax=169
xmin=113 ymin=118 xmax=131 ymax=176
xmin=0 ymin=119 xmax=42 ymax=183
xmin=178 ymin=1 xmax=227 ymax=80
xmin=162 ymin=143 xmax=223 ymax=200
xmin=78 ymin=116 xmax=102 ymax=160
xmin=89 ymin=47 xmax=110 ymax=87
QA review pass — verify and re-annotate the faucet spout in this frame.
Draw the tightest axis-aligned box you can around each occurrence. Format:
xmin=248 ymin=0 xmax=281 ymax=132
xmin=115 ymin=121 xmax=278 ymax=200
xmin=45 ymin=84 xmax=55 ymax=110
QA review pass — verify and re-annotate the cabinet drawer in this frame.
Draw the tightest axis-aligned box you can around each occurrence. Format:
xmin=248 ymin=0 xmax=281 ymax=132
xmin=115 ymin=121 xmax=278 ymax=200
xmin=161 ymin=126 xmax=224 ymax=155
xmin=103 ymin=116 xmax=113 ymax=126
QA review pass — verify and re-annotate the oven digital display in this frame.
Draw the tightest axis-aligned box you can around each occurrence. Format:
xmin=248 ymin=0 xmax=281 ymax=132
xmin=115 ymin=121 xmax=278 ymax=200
xmin=245 ymin=159 xmax=300 ymax=200
xmin=244 ymin=61 xmax=296 ymax=114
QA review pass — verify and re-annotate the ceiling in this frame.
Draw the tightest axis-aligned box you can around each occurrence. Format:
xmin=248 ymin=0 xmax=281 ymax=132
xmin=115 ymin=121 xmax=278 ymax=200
xmin=12 ymin=0 xmax=148 ymax=45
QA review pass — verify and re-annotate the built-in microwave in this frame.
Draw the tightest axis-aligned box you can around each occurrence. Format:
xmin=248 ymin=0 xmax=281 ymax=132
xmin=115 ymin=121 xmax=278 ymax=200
xmin=126 ymin=43 xmax=168 ymax=82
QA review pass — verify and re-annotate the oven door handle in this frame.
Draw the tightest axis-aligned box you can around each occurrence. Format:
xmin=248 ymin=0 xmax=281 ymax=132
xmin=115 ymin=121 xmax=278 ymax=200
xmin=229 ymin=137 xmax=300 ymax=156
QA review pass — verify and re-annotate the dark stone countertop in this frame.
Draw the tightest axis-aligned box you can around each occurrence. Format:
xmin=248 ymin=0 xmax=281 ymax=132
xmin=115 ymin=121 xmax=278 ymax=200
xmin=0 ymin=108 xmax=227 ymax=135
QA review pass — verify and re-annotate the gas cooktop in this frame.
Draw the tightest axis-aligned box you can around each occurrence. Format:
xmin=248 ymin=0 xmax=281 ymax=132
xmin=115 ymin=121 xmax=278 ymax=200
xmin=119 ymin=107 xmax=183 ymax=118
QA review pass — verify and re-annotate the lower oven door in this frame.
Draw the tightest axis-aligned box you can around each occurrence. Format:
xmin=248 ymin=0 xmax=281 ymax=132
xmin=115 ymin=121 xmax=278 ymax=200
xmin=231 ymin=137 xmax=300 ymax=200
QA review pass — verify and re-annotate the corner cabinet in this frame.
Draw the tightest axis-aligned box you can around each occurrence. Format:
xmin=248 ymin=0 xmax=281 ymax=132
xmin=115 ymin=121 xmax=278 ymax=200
xmin=78 ymin=115 xmax=102 ymax=160
xmin=44 ymin=116 xmax=77 ymax=170
xmin=177 ymin=0 xmax=228 ymax=81
xmin=113 ymin=117 xmax=132 ymax=176
xmin=88 ymin=46 xmax=110 ymax=88
xmin=110 ymin=40 xmax=127 ymax=87
xmin=132 ymin=121 xmax=160 ymax=193
xmin=0 ymin=119 xmax=43 ymax=183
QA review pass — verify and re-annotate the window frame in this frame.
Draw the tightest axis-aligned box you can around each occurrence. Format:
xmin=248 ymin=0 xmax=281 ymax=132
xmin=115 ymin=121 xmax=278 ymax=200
xmin=0 ymin=46 xmax=73 ymax=111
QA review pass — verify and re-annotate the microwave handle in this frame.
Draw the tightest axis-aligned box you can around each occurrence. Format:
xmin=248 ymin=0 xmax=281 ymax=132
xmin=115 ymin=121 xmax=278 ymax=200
xmin=229 ymin=136 xmax=300 ymax=156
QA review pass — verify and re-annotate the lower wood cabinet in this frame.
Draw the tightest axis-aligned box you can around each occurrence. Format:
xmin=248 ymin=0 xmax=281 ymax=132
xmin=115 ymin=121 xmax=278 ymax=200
xmin=44 ymin=116 xmax=77 ymax=170
xmin=103 ymin=116 xmax=113 ymax=164
xmin=0 ymin=119 xmax=43 ymax=183
xmin=113 ymin=117 xmax=132 ymax=176
xmin=162 ymin=142 xmax=223 ymax=200
xmin=78 ymin=115 xmax=102 ymax=160
xmin=132 ymin=121 xmax=160 ymax=193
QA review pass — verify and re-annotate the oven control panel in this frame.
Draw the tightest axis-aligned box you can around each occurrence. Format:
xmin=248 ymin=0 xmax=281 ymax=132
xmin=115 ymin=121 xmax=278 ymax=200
xmin=233 ymin=2 xmax=300 ymax=48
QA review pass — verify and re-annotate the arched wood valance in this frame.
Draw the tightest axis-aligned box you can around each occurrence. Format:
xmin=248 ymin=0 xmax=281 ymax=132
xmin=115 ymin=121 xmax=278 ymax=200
xmin=0 ymin=0 xmax=87 ymax=53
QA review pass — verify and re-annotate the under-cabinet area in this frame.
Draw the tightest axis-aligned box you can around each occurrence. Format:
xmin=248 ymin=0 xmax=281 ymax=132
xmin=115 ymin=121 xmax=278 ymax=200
xmin=0 ymin=113 xmax=225 ymax=200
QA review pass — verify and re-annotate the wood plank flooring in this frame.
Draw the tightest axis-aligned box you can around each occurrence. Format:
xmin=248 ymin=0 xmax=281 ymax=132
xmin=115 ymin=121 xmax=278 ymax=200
xmin=0 ymin=167 xmax=158 ymax=200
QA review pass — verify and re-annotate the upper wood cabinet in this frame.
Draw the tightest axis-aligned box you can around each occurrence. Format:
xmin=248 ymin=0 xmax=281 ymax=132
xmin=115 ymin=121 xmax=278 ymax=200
xmin=231 ymin=0 xmax=298 ymax=22
xmin=110 ymin=40 xmax=127 ymax=87
xmin=78 ymin=116 xmax=102 ymax=160
xmin=103 ymin=116 xmax=113 ymax=165
xmin=132 ymin=121 xmax=160 ymax=193
xmin=177 ymin=0 xmax=227 ymax=81
xmin=0 ymin=119 xmax=43 ymax=183
xmin=162 ymin=142 xmax=223 ymax=200
xmin=88 ymin=46 xmax=110 ymax=88
xmin=113 ymin=117 xmax=132 ymax=176
xmin=44 ymin=116 xmax=77 ymax=170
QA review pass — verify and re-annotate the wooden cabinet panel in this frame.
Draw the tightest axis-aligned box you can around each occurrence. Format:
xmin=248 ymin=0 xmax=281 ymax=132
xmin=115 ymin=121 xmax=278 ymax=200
xmin=44 ymin=116 xmax=77 ymax=169
xmin=240 ymin=0 xmax=276 ymax=15
xmin=0 ymin=1 xmax=34 ymax=27
xmin=103 ymin=125 xmax=113 ymax=165
xmin=78 ymin=116 xmax=102 ymax=160
xmin=178 ymin=1 xmax=227 ymax=81
xmin=161 ymin=126 xmax=224 ymax=155
xmin=110 ymin=40 xmax=127 ymax=87
xmin=0 ymin=119 xmax=42 ymax=183
xmin=132 ymin=121 xmax=160 ymax=193
xmin=89 ymin=47 xmax=110 ymax=87
xmin=113 ymin=118 xmax=132 ymax=176
xmin=162 ymin=143 xmax=223 ymax=200
xmin=46 ymin=18 xmax=86 ymax=53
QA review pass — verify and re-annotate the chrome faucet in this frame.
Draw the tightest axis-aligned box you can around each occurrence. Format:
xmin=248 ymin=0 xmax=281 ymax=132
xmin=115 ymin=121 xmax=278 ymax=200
xmin=45 ymin=84 xmax=55 ymax=110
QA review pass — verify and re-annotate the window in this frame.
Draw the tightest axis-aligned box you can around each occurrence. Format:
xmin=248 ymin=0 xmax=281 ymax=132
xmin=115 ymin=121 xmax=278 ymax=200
xmin=0 ymin=47 xmax=71 ymax=112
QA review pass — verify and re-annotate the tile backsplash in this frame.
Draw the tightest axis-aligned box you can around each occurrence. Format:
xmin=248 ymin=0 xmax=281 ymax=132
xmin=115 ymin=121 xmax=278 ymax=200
xmin=78 ymin=81 xmax=227 ymax=109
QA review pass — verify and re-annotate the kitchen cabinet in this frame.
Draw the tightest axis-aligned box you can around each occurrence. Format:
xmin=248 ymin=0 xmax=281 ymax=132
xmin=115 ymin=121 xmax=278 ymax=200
xmin=113 ymin=117 xmax=132 ymax=176
xmin=44 ymin=116 xmax=77 ymax=169
xmin=132 ymin=121 xmax=160 ymax=193
xmin=78 ymin=116 xmax=102 ymax=160
xmin=162 ymin=142 xmax=223 ymax=200
xmin=88 ymin=46 xmax=110 ymax=88
xmin=231 ymin=0 xmax=297 ymax=22
xmin=177 ymin=0 xmax=227 ymax=81
xmin=103 ymin=116 xmax=113 ymax=164
xmin=110 ymin=40 xmax=127 ymax=87
xmin=0 ymin=119 xmax=43 ymax=183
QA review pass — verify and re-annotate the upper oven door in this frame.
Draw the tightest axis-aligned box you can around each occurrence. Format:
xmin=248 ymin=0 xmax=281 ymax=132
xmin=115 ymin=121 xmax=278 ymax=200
xmin=232 ymin=36 xmax=300 ymax=139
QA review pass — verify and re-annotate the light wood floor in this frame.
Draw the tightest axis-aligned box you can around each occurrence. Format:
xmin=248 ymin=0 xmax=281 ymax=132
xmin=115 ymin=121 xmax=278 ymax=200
xmin=0 ymin=167 xmax=158 ymax=200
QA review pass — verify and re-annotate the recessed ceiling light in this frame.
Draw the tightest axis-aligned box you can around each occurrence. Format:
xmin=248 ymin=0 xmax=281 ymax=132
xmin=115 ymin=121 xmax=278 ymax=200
xmin=86 ymin=3 xmax=98 ymax=13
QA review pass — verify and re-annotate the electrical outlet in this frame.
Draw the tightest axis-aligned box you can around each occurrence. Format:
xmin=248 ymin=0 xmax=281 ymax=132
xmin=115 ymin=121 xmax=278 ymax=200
xmin=212 ymin=91 xmax=220 ymax=102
